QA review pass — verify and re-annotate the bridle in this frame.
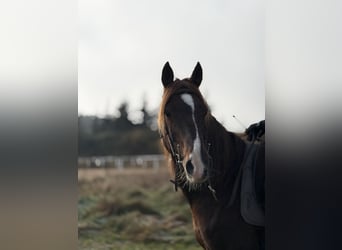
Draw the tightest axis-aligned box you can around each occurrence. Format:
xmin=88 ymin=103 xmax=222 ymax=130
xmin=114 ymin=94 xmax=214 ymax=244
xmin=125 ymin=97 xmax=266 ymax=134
xmin=160 ymin=121 xmax=182 ymax=191
xmin=159 ymin=113 xmax=218 ymax=201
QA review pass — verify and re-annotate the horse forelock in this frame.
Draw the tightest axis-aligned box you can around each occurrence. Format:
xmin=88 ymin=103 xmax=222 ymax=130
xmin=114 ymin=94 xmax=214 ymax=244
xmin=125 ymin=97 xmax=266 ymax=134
xmin=158 ymin=79 xmax=210 ymax=139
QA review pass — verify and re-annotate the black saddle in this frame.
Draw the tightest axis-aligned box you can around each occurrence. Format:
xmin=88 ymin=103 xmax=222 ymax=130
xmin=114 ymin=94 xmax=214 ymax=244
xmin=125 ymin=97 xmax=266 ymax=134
xmin=239 ymin=120 xmax=265 ymax=227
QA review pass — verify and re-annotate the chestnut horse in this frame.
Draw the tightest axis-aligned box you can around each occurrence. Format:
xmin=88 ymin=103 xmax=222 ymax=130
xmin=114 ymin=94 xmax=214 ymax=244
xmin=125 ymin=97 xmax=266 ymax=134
xmin=158 ymin=62 xmax=265 ymax=250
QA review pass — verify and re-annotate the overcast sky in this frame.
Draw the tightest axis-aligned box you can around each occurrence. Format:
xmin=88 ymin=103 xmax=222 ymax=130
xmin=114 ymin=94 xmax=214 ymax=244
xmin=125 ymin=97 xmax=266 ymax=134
xmin=79 ymin=0 xmax=265 ymax=132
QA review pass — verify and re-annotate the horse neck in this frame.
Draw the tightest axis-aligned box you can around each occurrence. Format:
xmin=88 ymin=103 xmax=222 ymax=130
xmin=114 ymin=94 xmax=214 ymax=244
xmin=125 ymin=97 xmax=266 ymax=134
xmin=207 ymin=116 xmax=246 ymax=188
xmin=180 ymin=116 xmax=246 ymax=207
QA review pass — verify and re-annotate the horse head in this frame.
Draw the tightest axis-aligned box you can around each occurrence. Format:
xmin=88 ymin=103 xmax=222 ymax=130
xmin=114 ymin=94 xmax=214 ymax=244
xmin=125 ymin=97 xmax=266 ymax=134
xmin=158 ymin=62 xmax=212 ymax=187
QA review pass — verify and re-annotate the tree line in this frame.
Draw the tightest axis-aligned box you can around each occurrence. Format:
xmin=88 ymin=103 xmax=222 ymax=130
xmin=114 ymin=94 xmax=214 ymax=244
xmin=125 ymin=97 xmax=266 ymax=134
xmin=78 ymin=101 xmax=162 ymax=156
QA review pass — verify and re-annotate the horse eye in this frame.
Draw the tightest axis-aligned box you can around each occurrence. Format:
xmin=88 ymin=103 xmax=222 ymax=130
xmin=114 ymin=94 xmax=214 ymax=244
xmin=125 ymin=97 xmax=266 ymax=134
xmin=165 ymin=111 xmax=171 ymax=118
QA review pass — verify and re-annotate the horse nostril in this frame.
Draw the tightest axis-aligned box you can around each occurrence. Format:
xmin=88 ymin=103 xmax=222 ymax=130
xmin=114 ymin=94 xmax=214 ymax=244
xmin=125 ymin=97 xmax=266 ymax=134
xmin=186 ymin=160 xmax=194 ymax=175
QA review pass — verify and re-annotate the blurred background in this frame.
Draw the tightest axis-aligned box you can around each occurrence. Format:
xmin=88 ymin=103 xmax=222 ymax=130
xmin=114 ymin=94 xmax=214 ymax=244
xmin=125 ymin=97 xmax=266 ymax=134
xmin=1 ymin=0 xmax=341 ymax=249
xmin=78 ymin=0 xmax=264 ymax=249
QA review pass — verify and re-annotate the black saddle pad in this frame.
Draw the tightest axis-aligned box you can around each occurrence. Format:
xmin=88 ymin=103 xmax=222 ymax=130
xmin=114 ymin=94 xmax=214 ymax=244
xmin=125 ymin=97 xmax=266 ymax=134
xmin=240 ymin=142 xmax=265 ymax=227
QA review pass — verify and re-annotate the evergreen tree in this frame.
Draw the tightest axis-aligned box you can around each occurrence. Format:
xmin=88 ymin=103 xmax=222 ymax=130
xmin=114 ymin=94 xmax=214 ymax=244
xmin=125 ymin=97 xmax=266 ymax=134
xmin=141 ymin=99 xmax=154 ymax=129
xmin=115 ymin=101 xmax=134 ymax=131
xmin=78 ymin=100 xmax=161 ymax=156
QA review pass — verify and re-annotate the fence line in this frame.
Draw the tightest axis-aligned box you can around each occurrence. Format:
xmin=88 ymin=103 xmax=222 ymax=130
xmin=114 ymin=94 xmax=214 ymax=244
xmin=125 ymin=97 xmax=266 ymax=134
xmin=78 ymin=154 xmax=166 ymax=169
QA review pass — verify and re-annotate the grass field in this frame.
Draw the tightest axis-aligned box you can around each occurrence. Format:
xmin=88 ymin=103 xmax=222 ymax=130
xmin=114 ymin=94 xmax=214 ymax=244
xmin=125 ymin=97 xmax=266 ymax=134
xmin=78 ymin=167 xmax=201 ymax=250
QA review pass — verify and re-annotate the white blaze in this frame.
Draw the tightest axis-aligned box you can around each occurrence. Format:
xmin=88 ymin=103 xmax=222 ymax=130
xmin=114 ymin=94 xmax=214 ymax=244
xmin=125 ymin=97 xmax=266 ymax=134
xmin=180 ymin=94 xmax=205 ymax=181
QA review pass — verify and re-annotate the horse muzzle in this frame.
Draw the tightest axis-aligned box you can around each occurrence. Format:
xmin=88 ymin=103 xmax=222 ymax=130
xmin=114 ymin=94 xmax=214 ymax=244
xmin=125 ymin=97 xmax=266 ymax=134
xmin=183 ymin=153 xmax=208 ymax=184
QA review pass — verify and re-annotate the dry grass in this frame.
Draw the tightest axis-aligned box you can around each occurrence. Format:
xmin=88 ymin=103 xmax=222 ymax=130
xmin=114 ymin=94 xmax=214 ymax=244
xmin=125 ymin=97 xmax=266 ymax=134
xmin=78 ymin=167 xmax=201 ymax=250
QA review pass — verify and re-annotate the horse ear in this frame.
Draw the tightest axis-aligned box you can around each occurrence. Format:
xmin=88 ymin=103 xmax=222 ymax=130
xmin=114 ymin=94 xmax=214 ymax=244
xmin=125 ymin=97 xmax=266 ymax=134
xmin=161 ymin=62 xmax=174 ymax=87
xmin=190 ymin=62 xmax=202 ymax=87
